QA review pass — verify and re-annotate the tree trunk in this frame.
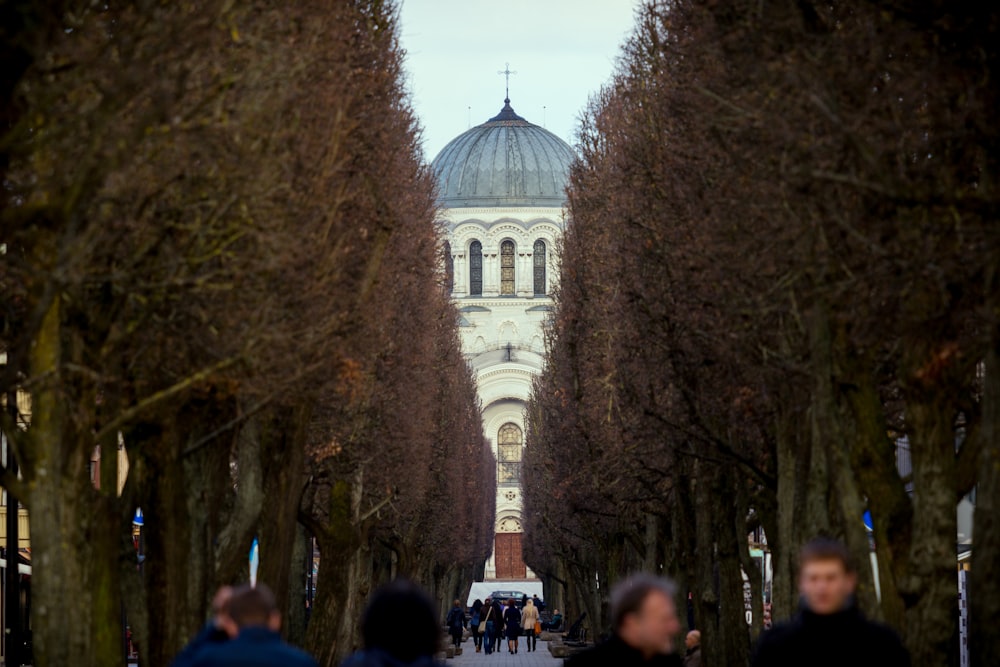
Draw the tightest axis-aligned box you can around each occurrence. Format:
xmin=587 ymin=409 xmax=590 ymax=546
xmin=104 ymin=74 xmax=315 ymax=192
xmin=27 ymin=297 xmax=124 ymax=667
xmin=287 ymin=524 xmax=309 ymax=646
xmin=548 ymin=555 xmax=568 ymax=617
xmin=305 ymin=474 xmax=375 ymax=667
xmin=141 ymin=421 xmax=197 ymax=665
xmin=772 ymin=397 xmax=820 ymax=622
xmin=806 ymin=308 xmax=880 ymax=613
xmin=902 ymin=383 xmax=959 ymax=666
xmin=843 ymin=367 xmax=911 ymax=629
xmin=257 ymin=406 xmax=309 ymax=635
xmin=691 ymin=468 xmax=720 ymax=665
xmin=141 ymin=400 xmax=256 ymax=665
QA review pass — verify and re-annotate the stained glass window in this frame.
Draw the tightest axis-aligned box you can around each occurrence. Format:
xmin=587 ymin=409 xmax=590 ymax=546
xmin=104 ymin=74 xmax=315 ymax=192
xmin=444 ymin=241 xmax=454 ymax=293
xmin=500 ymin=240 xmax=515 ymax=295
xmin=498 ymin=423 xmax=522 ymax=486
xmin=533 ymin=240 xmax=546 ymax=295
xmin=470 ymin=240 xmax=483 ymax=296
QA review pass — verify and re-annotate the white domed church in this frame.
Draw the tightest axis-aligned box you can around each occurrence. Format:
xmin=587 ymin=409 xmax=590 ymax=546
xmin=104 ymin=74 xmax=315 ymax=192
xmin=431 ymin=97 xmax=575 ymax=580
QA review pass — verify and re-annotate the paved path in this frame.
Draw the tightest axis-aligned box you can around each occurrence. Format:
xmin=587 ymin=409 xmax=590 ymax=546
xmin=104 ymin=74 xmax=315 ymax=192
xmin=450 ymin=638 xmax=563 ymax=667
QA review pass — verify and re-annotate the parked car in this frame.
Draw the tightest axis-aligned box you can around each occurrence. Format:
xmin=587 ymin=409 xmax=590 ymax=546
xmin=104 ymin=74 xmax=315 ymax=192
xmin=489 ymin=590 xmax=528 ymax=607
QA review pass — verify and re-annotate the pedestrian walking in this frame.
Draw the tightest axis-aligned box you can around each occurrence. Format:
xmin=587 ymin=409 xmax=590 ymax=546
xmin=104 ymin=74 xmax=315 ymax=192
xmin=171 ymin=586 xmax=234 ymax=667
xmin=751 ymin=538 xmax=910 ymax=667
xmin=445 ymin=599 xmax=465 ymax=649
xmin=482 ymin=597 xmax=497 ymax=655
xmin=470 ymin=599 xmax=484 ymax=653
xmin=491 ymin=598 xmax=504 ymax=653
xmin=341 ymin=579 xmax=445 ymax=667
xmin=503 ymin=598 xmax=522 ymax=654
xmin=566 ymin=574 xmax=683 ymax=667
xmin=532 ymin=594 xmax=545 ymax=612
xmin=190 ymin=584 xmax=316 ymax=667
xmin=521 ymin=598 xmax=540 ymax=652
xmin=683 ymin=631 xmax=701 ymax=667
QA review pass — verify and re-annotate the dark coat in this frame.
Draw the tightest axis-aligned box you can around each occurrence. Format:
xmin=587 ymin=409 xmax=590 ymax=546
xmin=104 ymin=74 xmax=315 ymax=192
xmin=566 ymin=634 xmax=684 ymax=667
xmin=470 ymin=600 xmax=484 ymax=630
xmin=683 ymin=645 xmax=701 ymax=667
xmin=189 ymin=627 xmax=316 ymax=667
xmin=170 ymin=622 xmax=229 ymax=667
xmin=489 ymin=601 xmax=504 ymax=624
xmin=503 ymin=605 xmax=522 ymax=636
xmin=752 ymin=607 xmax=910 ymax=667
xmin=341 ymin=648 xmax=445 ymax=667
xmin=446 ymin=607 xmax=465 ymax=634
xmin=481 ymin=601 xmax=498 ymax=625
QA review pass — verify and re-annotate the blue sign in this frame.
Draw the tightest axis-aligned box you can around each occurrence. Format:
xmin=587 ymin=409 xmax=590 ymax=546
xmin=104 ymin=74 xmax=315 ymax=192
xmin=133 ymin=508 xmax=144 ymax=526
xmin=863 ymin=510 xmax=873 ymax=532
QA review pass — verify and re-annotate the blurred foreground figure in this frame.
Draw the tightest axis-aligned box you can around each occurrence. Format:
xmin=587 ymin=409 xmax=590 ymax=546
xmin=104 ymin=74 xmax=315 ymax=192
xmin=171 ymin=586 xmax=233 ymax=667
xmin=752 ymin=538 xmax=910 ymax=667
xmin=191 ymin=584 xmax=316 ymax=667
xmin=566 ymin=574 xmax=683 ymax=667
xmin=683 ymin=630 xmax=701 ymax=667
xmin=341 ymin=580 xmax=445 ymax=667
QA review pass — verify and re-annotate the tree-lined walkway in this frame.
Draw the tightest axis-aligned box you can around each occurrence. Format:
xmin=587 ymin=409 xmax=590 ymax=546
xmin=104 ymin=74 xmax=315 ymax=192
xmin=451 ymin=640 xmax=562 ymax=667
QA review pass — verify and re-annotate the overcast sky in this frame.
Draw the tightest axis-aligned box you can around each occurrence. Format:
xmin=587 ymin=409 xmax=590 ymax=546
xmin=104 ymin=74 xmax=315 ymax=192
xmin=398 ymin=0 xmax=641 ymax=162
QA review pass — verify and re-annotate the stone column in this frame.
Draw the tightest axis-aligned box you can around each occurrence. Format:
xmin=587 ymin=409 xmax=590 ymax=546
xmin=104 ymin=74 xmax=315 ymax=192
xmin=517 ymin=252 xmax=528 ymax=296
xmin=485 ymin=249 xmax=498 ymax=296
xmin=454 ymin=252 xmax=466 ymax=297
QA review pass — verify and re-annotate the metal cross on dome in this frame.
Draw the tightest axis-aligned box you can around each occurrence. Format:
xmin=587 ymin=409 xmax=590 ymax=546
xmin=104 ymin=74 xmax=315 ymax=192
xmin=498 ymin=62 xmax=517 ymax=100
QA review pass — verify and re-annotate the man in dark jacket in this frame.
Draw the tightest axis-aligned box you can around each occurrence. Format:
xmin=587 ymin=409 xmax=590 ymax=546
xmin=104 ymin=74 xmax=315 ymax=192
xmin=190 ymin=584 xmax=316 ymax=667
xmin=566 ymin=574 xmax=683 ymax=667
xmin=170 ymin=586 xmax=233 ymax=667
xmin=445 ymin=599 xmax=465 ymax=648
xmin=752 ymin=538 xmax=910 ymax=667
xmin=491 ymin=598 xmax=505 ymax=653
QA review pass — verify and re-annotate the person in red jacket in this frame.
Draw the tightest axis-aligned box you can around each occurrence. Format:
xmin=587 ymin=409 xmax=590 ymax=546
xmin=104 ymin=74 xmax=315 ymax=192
xmin=752 ymin=538 xmax=910 ymax=667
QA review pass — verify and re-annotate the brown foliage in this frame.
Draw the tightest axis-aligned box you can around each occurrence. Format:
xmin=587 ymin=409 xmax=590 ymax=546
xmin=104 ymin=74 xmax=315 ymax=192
xmin=0 ymin=1 xmax=491 ymax=666
xmin=525 ymin=2 xmax=999 ymax=666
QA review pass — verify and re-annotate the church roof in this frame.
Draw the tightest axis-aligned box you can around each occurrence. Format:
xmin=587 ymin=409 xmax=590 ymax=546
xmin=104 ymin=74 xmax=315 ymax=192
xmin=431 ymin=99 xmax=576 ymax=208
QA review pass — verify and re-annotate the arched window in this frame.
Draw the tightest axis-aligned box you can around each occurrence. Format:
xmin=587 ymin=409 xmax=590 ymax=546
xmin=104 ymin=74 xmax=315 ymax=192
xmin=443 ymin=241 xmax=454 ymax=293
xmin=533 ymin=239 xmax=546 ymax=295
xmin=500 ymin=240 xmax=516 ymax=295
xmin=469 ymin=240 xmax=483 ymax=296
xmin=497 ymin=423 xmax=523 ymax=486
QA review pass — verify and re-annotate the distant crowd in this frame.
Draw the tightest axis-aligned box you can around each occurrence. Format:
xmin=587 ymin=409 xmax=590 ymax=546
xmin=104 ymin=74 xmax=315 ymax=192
xmin=454 ymin=593 xmax=553 ymax=655
xmin=169 ymin=538 xmax=910 ymax=667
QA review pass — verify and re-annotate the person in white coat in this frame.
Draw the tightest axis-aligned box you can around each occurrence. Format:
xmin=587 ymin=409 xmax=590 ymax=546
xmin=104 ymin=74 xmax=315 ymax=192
xmin=521 ymin=599 xmax=540 ymax=652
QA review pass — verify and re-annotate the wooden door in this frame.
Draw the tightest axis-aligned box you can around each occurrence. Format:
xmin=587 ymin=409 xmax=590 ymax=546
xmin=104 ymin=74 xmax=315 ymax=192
xmin=495 ymin=533 xmax=526 ymax=579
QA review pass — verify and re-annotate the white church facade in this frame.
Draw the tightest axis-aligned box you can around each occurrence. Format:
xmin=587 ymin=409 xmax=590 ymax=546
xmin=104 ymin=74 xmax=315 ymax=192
xmin=431 ymin=98 xmax=575 ymax=580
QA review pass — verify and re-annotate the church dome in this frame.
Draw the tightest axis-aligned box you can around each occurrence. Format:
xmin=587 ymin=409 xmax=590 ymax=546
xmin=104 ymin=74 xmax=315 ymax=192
xmin=431 ymin=99 xmax=576 ymax=208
